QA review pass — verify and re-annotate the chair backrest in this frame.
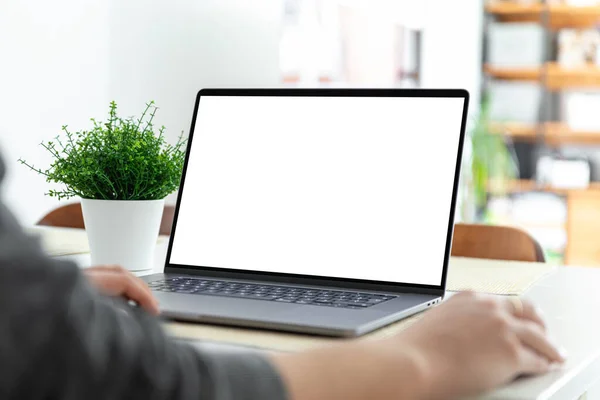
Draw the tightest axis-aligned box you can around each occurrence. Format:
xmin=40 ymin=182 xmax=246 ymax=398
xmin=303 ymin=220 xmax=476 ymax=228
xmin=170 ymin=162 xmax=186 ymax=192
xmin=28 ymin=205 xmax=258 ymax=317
xmin=37 ymin=202 xmax=176 ymax=236
xmin=451 ymin=223 xmax=545 ymax=263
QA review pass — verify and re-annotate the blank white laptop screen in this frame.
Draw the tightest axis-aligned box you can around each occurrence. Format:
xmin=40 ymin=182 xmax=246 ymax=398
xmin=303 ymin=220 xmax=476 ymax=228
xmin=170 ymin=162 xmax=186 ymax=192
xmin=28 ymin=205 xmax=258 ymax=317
xmin=169 ymin=95 xmax=465 ymax=286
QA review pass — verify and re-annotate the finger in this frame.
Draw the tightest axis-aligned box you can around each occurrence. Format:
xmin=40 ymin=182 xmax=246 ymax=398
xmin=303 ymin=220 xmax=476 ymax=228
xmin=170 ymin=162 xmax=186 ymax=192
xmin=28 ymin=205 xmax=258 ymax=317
xmin=84 ymin=270 xmax=122 ymax=296
xmin=116 ymin=267 xmax=155 ymax=299
xmin=87 ymin=270 xmax=160 ymax=315
xmin=125 ymin=273 xmax=160 ymax=314
xmin=92 ymin=266 xmax=158 ymax=312
xmin=518 ymin=346 xmax=551 ymax=376
xmin=84 ymin=265 xmax=127 ymax=281
xmin=86 ymin=264 xmax=124 ymax=273
xmin=514 ymin=320 xmax=565 ymax=363
xmin=502 ymin=297 xmax=546 ymax=331
xmin=121 ymin=274 xmax=160 ymax=315
xmin=521 ymin=301 xmax=546 ymax=331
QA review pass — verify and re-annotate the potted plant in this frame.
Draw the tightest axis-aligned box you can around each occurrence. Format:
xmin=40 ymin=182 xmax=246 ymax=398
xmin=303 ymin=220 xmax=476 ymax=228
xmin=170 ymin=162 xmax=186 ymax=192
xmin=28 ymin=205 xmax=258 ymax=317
xmin=20 ymin=101 xmax=186 ymax=272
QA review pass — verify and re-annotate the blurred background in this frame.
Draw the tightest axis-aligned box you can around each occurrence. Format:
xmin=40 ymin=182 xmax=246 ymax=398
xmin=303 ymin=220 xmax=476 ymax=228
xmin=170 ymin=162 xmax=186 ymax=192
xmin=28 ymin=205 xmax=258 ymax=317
xmin=3 ymin=0 xmax=600 ymax=266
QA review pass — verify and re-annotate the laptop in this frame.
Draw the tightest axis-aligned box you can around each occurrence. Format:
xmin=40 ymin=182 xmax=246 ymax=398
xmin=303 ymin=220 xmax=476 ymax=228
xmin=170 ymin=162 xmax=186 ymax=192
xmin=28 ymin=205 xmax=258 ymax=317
xmin=144 ymin=88 xmax=469 ymax=337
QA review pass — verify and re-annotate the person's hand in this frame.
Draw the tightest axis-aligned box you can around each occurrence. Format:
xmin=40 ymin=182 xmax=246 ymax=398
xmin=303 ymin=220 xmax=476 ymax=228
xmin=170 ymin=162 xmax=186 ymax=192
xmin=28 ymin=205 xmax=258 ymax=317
xmin=83 ymin=265 xmax=160 ymax=315
xmin=271 ymin=292 xmax=566 ymax=400
xmin=390 ymin=291 xmax=566 ymax=399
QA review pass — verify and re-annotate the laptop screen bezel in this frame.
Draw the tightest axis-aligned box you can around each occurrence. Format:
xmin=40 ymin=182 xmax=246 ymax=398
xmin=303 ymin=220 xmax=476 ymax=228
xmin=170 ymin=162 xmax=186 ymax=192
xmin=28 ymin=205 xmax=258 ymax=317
xmin=164 ymin=88 xmax=469 ymax=296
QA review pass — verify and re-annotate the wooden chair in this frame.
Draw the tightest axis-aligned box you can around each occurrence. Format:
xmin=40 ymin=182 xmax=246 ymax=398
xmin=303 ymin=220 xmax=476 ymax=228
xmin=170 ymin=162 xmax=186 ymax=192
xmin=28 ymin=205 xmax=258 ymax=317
xmin=451 ymin=223 xmax=545 ymax=263
xmin=37 ymin=203 xmax=176 ymax=236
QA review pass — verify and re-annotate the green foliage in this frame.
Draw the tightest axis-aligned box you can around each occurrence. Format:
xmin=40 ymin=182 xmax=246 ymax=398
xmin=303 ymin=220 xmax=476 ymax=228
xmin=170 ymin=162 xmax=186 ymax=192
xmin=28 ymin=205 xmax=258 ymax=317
xmin=470 ymin=94 xmax=518 ymax=208
xmin=19 ymin=101 xmax=187 ymax=200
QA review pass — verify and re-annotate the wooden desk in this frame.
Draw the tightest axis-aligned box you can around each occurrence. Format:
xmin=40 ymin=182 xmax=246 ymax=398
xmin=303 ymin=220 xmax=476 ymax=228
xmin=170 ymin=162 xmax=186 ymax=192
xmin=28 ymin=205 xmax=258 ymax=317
xmin=35 ymin=226 xmax=600 ymax=400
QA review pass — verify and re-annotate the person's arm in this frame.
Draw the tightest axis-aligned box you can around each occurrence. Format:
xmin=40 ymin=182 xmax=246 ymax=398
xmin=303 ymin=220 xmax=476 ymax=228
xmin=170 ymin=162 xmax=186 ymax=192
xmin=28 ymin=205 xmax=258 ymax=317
xmin=272 ymin=291 xmax=566 ymax=400
xmin=272 ymin=338 xmax=428 ymax=399
xmin=0 ymin=201 xmax=286 ymax=400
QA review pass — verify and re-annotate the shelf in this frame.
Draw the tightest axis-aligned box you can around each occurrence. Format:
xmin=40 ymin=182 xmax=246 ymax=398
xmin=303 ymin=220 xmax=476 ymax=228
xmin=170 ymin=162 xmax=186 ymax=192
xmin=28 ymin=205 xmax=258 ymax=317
xmin=546 ymin=62 xmax=600 ymax=89
xmin=489 ymin=179 xmax=537 ymax=194
xmin=484 ymin=65 xmax=542 ymax=81
xmin=544 ymin=122 xmax=600 ymax=145
xmin=549 ymin=5 xmax=600 ymax=29
xmin=485 ymin=63 xmax=600 ymax=89
xmin=489 ymin=122 xmax=600 ymax=145
xmin=490 ymin=179 xmax=600 ymax=195
xmin=488 ymin=122 xmax=538 ymax=141
xmin=486 ymin=3 xmax=600 ymax=28
xmin=485 ymin=3 xmax=543 ymax=23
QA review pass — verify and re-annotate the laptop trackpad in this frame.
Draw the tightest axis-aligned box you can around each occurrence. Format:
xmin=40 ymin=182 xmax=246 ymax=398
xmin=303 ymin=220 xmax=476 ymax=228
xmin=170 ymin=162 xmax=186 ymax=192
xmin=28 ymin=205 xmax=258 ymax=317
xmin=156 ymin=292 xmax=303 ymax=322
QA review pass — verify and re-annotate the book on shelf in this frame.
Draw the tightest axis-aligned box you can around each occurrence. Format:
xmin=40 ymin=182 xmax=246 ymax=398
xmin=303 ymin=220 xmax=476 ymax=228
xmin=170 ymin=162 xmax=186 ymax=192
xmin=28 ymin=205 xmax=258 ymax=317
xmin=558 ymin=29 xmax=600 ymax=67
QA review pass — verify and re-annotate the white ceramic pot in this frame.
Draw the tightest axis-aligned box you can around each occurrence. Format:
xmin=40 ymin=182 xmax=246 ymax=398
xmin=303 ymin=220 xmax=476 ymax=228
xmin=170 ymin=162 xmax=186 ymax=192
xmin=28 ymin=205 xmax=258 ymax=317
xmin=81 ymin=198 xmax=165 ymax=272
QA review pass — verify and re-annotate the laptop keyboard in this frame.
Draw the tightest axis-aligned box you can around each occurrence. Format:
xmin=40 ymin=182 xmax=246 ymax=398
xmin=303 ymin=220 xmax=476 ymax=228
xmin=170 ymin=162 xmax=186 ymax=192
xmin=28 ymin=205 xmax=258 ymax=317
xmin=149 ymin=277 xmax=396 ymax=309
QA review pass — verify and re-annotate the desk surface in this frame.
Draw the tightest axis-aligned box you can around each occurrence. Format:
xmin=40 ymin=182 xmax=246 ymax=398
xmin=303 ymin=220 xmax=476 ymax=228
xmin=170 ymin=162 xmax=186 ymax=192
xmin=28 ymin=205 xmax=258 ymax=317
xmin=42 ymin=226 xmax=600 ymax=400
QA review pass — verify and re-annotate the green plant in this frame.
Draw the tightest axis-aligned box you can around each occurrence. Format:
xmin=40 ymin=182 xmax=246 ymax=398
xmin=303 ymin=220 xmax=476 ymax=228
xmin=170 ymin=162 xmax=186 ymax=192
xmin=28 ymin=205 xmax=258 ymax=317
xmin=19 ymin=101 xmax=187 ymax=200
xmin=470 ymin=94 xmax=518 ymax=209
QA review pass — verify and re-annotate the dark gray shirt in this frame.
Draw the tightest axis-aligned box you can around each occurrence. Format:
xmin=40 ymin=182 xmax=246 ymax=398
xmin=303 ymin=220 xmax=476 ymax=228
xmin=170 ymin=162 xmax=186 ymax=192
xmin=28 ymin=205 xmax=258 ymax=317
xmin=0 ymin=162 xmax=286 ymax=399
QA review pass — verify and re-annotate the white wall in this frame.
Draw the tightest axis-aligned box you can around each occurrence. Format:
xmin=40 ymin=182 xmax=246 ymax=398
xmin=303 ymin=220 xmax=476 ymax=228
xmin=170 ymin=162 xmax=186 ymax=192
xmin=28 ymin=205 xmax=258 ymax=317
xmin=0 ymin=0 xmax=282 ymax=225
xmin=108 ymin=0 xmax=283 ymax=144
xmin=0 ymin=0 xmax=110 ymax=225
xmin=421 ymin=0 xmax=483 ymax=111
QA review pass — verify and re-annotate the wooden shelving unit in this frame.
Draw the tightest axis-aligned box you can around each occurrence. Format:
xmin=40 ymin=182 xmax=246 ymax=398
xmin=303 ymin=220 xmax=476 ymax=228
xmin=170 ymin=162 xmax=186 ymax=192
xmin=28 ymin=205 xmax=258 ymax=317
xmin=484 ymin=2 xmax=600 ymax=266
